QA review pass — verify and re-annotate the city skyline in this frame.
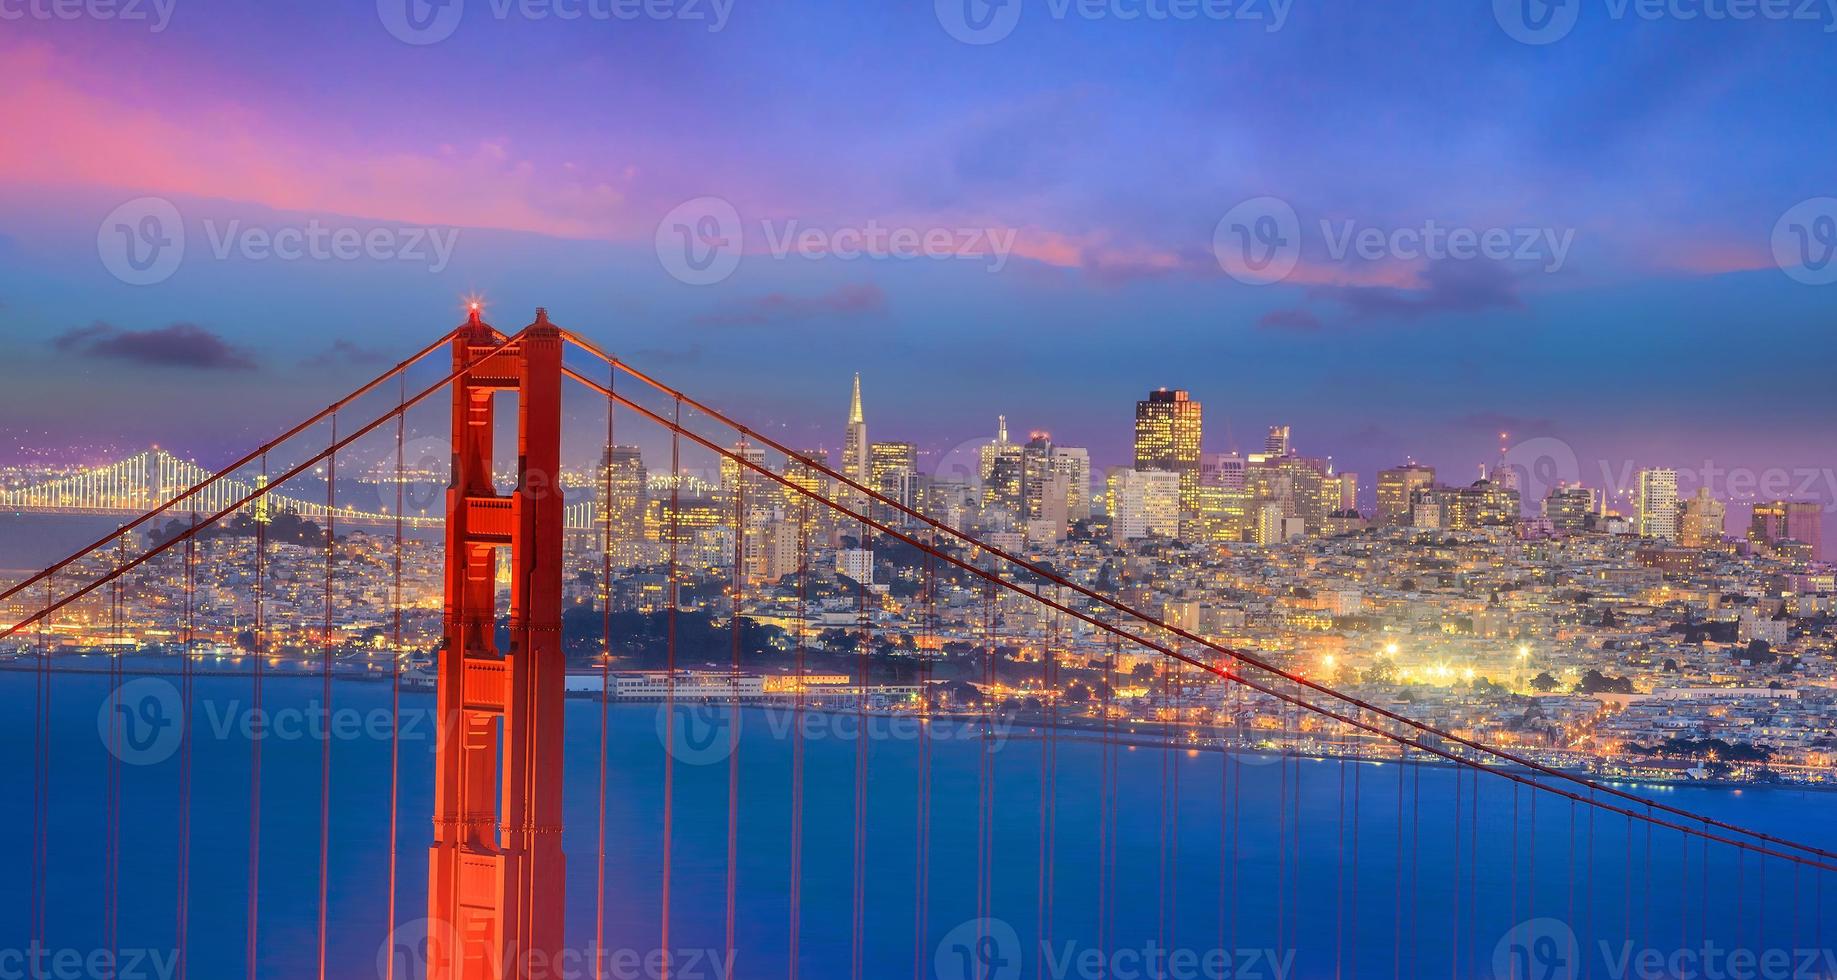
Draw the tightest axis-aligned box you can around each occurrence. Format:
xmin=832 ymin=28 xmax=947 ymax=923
xmin=12 ymin=364 xmax=1832 ymax=556
xmin=2 ymin=2 xmax=1834 ymax=504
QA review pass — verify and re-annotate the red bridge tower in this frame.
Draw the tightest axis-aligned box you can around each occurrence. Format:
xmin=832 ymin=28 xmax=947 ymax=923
xmin=427 ymin=307 xmax=568 ymax=979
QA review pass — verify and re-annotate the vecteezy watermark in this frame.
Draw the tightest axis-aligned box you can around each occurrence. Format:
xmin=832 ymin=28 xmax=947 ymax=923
xmin=0 ymin=945 xmax=179 ymax=980
xmin=97 ymin=197 xmax=186 ymax=286
xmin=1212 ymin=197 xmax=1576 ymax=286
xmin=98 ymin=678 xmax=444 ymax=766
xmin=1598 ymin=456 xmax=1837 ymax=512
xmin=1501 ymin=436 xmax=1584 ymax=507
xmin=659 ymin=701 xmax=1013 ymax=766
xmin=935 ymin=0 xmax=1291 ymax=45
xmin=0 ymin=0 xmax=176 ymax=32
xmin=1499 ymin=435 xmax=1837 ymax=513
xmin=1493 ymin=918 xmax=1582 ymax=980
xmin=934 ymin=919 xmax=1296 ymax=980
xmin=1494 ymin=0 xmax=1837 ymax=45
xmin=654 ymin=196 xmax=1019 ymax=285
xmin=394 ymin=435 xmax=454 ymax=517
xmin=1773 ymin=197 xmax=1837 ymax=286
xmin=1492 ymin=918 xmax=1837 ymax=980
xmin=376 ymin=0 xmax=732 ymax=45
xmin=1597 ymin=942 xmax=1837 ymax=980
xmin=379 ymin=918 xmax=461 ymax=980
xmin=96 ymin=198 xmax=461 ymax=285
xmin=377 ymin=922 xmax=734 ymax=980
xmin=936 ymin=919 xmax=1024 ymax=980
xmin=200 ymin=219 xmax=460 ymax=273
xmin=97 ymin=677 xmax=185 ymax=766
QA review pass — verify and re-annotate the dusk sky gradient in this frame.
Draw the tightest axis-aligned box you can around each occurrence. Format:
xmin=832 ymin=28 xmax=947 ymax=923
xmin=2 ymin=0 xmax=1834 ymax=537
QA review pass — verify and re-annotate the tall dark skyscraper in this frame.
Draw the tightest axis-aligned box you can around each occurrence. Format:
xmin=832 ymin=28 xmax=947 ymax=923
xmin=1134 ymin=388 xmax=1203 ymax=513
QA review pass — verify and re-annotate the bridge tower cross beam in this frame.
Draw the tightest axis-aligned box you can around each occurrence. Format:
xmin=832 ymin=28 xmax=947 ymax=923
xmin=427 ymin=306 xmax=568 ymax=980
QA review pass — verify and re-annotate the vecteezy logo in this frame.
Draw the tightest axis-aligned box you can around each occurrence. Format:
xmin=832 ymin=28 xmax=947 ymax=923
xmin=98 ymin=677 xmax=184 ymax=766
xmin=1491 ymin=917 xmax=1579 ymax=980
xmin=932 ymin=436 xmax=994 ymax=487
xmin=1493 ymin=0 xmax=1581 ymax=44
xmin=655 ymin=196 xmax=744 ymax=286
xmin=378 ymin=0 xmax=465 ymax=45
xmin=1773 ymin=197 xmax=1837 ymax=286
xmin=1501 ymin=436 xmax=1580 ymax=507
xmin=398 ymin=436 xmax=453 ymax=518
xmin=377 ymin=918 xmax=461 ymax=980
xmin=657 ymin=701 xmax=740 ymax=766
xmin=934 ymin=918 xmax=1022 ymax=980
xmin=936 ymin=0 xmax=1023 ymax=44
xmin=97 ymin=197 xmax=185 ymax=286
xmin=1214 ymin=197 xmax=1301 ymax=286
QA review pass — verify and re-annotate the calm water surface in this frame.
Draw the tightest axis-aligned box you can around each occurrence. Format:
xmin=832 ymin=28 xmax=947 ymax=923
xmin=1 ymin=656 xmax=1833 ymax=979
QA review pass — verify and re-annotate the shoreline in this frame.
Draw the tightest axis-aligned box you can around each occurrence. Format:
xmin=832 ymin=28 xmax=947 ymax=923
xmin=4 ymin=651 xmax=1828 ymax=794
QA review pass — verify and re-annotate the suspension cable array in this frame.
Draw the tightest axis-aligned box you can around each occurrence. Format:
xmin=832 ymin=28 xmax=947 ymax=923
xmin=4 ymin=320 xmax=1833 ymax=980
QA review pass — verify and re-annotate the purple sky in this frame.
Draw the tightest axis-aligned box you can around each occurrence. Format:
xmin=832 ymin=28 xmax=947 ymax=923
xmin=1 ymin=0 xmax=1834 ymax=544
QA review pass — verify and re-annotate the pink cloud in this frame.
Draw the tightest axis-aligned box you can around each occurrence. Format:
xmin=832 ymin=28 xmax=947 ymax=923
xmin=0 ymin=38 xmax=635 ymax=239
xmin=1650 ymin=241 xmax=1778 ymax=277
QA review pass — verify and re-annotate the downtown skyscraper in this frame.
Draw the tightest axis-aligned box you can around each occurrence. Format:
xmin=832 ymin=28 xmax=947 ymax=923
xmin=842 ymin=373 xmax=870 ymax=508
xmin=1134 ymin=388 xmax=1203 ymax=513
xmin=1636 ymin=468 xmax=1680 ymax=542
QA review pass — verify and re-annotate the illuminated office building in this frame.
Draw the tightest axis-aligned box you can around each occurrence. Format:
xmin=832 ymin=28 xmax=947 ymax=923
xmin=598 ymin=445 xmax=648 ymax=544
xmin=869 ymin=441 xmax=919 ymax=509
xmin=1201 ymin=451 xmax=1248 ymax=490
xmin=1264 ymin=425 xmax=1291 ymax=457
xmin=1050 ymin=447 xmax=1093 ymax=522
xmin=1134 ymin=389 xmax=1203 ymax=513
xmin=1376 ymin=464 xmax=1435 ymax=526
xmin=1635 ymin=469 xmax=1680 ymax=542
xmin=1107 ymin=467 xmax=1180 ymax=541
xmin=1679 ymin=487 xmax=1727 ymax=549
xmin=1542 ymin=483 xmax=1595 ymax=534
xmin=1750 ymin=500 xmax=1823 ymax=561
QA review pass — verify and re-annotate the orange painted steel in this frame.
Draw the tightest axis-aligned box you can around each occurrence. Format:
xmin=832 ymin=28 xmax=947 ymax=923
xmin=427 ymin=308 xmax=568 ymax=980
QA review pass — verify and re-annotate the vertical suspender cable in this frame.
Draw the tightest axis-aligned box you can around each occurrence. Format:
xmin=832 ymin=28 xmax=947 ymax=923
xmin=977 ymin=581 xmax=995 ymax=942
xmin=1351 ymin=707 xmax=1362 ymax=976
xmin=850 ymin=520 xmax=870 ymax=980
xmin=317 ymin=417 xmax=336 ymax=980
xmin=386 ymin=384 xmax=404 ymax=980
xmin=1276 ymin=676 xmax=1289 ymax=954
xmin=788 ymin=490 xmax=809 ymax=980
xmin=1337 ymin=710 xmax=1347 ymax=980
xmin=32 ymin=575 xmax=50 ymax=957
xmin=1452 ymin=747 xmax=1463 ymax=979
xmin=1219 ymin=666 xmax=1232 ymax=972
xmin=178 ymin=515 xmax=197 ymax=980
xmin=1037 ymin=603 xmax=1058 ymax=977
xmin=1409 ymin=757 xmax=1421 ymax=977
xmin=107 ymin=535 xmax=123 ymax=970
xmin=597 ymin=362 xmax=615 ymax=980
xmin=726 ymin=435 xmax=745 ymax=965
xmin=661 ymin=396 xmax=681 ymax=980
xmin=1511 ymin=783 xmax=1520 ymax=980
xmin=1393 ymin=739 xmax=1404 ymax=980
xmin=248 ymin=454 xmax=266 ymax=980
xmin=911 ymin=550 xmax=935 ymax=980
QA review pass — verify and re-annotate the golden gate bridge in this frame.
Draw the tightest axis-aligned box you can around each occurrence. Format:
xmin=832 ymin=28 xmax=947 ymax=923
xmin=0 ymin=307 xmax=1832 ymax=980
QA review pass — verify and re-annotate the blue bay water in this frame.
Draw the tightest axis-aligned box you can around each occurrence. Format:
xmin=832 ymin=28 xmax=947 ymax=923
xmin=1 ymin=656 xmax=1834 ymax=980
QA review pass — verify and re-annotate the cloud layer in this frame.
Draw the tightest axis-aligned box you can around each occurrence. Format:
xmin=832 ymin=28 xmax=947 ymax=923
xmin=54 ymin=322 xmax=257 ymax=370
